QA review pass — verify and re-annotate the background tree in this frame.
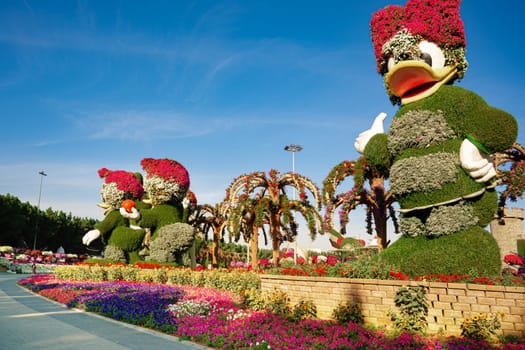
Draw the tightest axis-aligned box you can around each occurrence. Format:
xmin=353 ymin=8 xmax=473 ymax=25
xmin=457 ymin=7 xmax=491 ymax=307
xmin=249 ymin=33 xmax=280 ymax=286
xmin=223 ymin=169 xmax=322 ymax=266
xmin=322 ymin=157 xmax=398 ymax=250
xmin=190 ymin=202 xmax=229 ymax=267
xmin=0 ymin=193 xmax=97 ymax=253
xmin=494 ymin=142 xmax=525 ymax=218
xmin=223 ymin=187 xmax=264 ymax=268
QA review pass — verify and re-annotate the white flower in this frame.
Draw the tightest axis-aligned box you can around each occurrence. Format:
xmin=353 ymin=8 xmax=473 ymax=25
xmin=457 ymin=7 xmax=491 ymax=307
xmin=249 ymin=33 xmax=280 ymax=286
xmin=317 ymin=255 xmax=327 ymax=263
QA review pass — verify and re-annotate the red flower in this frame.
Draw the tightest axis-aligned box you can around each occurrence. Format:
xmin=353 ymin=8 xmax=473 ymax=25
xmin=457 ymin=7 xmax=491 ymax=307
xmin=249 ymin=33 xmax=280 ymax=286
xmin=504 ymin=254 xmax=524 ymax=265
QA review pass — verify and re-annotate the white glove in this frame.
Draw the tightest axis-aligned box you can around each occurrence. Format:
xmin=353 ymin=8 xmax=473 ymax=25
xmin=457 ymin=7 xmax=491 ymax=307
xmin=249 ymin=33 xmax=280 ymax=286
xmin=82 ymin=229 xmax=101 ymax=246
xmin=119 ymin=207 xmax=140 ymax=220
xmin=354 ymin=112 xmax=387 ymax=154
xmin=182 ymin=197 xmax=191 ymax=209
xmin=460 ymin=139 xmax=496 ymax=183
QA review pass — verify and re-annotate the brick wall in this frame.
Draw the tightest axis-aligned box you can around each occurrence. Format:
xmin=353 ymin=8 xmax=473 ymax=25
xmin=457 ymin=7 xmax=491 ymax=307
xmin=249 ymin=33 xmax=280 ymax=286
xmin=261 ymin=275 xmax=525 ymax=338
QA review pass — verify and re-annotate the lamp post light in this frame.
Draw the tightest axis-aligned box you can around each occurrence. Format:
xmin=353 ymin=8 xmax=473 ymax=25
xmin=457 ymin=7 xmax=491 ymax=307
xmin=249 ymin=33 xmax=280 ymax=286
xmin=284 ymin=144 xmax=302 ymax=263
xmin=284 ymin=144 xmax=303 ymax=185
xmin=33 ymin=170 xmax=47 ymax=250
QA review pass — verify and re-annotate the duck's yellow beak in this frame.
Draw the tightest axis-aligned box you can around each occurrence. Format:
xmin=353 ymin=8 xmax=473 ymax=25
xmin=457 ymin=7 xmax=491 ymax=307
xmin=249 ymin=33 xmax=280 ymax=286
xmin=385 ymin=61 xmax=457 ymax=104
xmin=97 ymin=202 xmax=112 ymax=215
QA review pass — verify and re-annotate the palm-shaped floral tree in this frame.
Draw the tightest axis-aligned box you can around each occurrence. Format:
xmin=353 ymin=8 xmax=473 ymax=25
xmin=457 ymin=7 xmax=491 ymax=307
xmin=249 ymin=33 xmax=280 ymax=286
xmin=224 ymin=193 xmax=263 ymax=268
xmin=189 ymin=202 xmax=228 ymax=268
xmin=322 ymin=157 xmax=398 ymax=250
xmin=223 ymin=169 xmax=322 ymax=267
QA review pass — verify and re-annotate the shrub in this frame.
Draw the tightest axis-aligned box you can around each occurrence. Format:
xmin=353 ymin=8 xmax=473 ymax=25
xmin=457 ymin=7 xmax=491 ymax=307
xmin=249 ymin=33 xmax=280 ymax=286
xmin=333 ymin=255 xmax=395 ymax=280
xmin=241 ymin=288 xmax=291 ymax=316
xmin=460 ymin=312 xmax=503 ymax=341
xmin=289 ymin=299 xmax=317 ymax=322
xmin=332 ymin=301 xmax=364 ymax=325
xmin=240 ymin=288 xmax=267 ymax=311
xmin=263 ymin=288 xmax=291 ymax=316
xmin=389 ymin=285 xmax=428 ymax=334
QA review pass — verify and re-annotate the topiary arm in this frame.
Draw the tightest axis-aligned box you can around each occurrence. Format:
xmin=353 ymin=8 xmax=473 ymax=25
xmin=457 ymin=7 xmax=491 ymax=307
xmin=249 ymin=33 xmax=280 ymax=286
xmin=84 ymin=210 xmax=127 ymax=245
xmin=96 ymin=210 xmax=126 ymax=237
xmin=355 ymin=112 xmax=387 ymax=153
xmin=460 ymin=107 xmax=517 ymax=183
xmin=363 ymin=133 xmax=391 ymax=174
xmin=137 ymin=208 xmax=158 ymax=229
xmin=463 ymin=107 xmax=518 ymax=154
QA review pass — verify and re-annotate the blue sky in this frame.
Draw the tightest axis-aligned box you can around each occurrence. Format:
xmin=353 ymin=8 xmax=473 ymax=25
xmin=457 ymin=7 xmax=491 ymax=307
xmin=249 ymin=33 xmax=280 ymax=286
xmin=1 ymin=0 xmax=524 ymax=251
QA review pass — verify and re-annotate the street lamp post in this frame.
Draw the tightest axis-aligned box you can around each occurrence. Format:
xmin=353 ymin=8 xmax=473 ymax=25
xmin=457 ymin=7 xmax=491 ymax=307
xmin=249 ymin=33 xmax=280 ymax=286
xmin=284 ymin=144 xmax=302 ymax=263
xmin=33 ymin=171 xmax=47 ymax=250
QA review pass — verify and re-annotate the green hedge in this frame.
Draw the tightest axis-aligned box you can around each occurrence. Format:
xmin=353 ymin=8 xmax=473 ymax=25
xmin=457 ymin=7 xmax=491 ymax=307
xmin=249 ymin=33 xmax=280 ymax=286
xmin=54 ymin=265 xmax=260 ymax=294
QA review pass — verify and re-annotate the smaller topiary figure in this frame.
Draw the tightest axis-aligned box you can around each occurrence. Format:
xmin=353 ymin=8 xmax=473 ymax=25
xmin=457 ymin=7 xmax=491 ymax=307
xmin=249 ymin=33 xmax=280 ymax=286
xmin=82 ymin=168 xmax=148 ymax=262
xmin=121 ymin=158 xmax=195 ymax=263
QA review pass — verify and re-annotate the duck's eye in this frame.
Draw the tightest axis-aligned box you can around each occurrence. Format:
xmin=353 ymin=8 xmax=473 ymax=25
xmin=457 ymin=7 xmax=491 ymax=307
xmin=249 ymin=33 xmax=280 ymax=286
xmin=418 ymin=41 xmax=445 ymax=69
xmin=420 ymin=52 xmax=432 ymax=66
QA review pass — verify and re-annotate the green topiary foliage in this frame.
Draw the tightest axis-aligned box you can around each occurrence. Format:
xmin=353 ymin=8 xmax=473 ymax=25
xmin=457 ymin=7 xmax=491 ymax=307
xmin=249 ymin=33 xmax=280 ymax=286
xmin=363 ymin=133 xmax=391 ymax=174
xmin=149 ymin=223 xmax=195 ymax=263
xmin=398 ymin=86 xmax=486 ymax=137
xmin=97 ymin=210 xmax=128 ymax=243
xmin=107 ymin=226 xmax=145 ymax=252
xmin=517 ymin=240 xmax=525 ymax=259
xmin=139 ymin=203 xmax=184 ymax=241
xmin=380 ymin=226 xmax=501 ymax=276
xmin=467 ymin=107 xmax=517 ymax=153
xmin=472 ymin=189 xmax=498 ymax=228
xmin=398 ymin=86 xmax=517 ymax=152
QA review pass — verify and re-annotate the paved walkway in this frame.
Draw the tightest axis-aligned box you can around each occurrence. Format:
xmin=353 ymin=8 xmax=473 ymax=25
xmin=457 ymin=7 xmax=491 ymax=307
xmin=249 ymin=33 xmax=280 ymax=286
xmin=0 ymin=273 xmax=210 ymax=350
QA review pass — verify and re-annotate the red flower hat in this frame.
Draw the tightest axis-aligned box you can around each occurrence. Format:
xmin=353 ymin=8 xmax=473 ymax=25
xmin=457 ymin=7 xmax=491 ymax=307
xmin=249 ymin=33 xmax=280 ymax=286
xmin=140 ymin=158 xmax=190 ymax=190
xmin=371 ymin=0 xmax=466 ymax=73
xmin=97 ymin=168 xmax=144 ymax=199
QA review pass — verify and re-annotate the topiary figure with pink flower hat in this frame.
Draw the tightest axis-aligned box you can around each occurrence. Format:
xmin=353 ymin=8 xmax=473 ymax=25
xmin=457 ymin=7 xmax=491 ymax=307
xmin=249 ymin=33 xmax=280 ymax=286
xmin=82 ymin=168 xmax=149 ymax=263
xmin=354 ymin=0 xmax=518 ymax=275
xmin=121 ymin=158 xmax=195 ymax=264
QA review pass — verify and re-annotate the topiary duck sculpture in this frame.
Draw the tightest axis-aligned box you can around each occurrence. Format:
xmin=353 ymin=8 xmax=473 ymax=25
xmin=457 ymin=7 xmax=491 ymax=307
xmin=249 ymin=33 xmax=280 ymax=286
xmin=354 ymin=0 xmax=518 ymax=275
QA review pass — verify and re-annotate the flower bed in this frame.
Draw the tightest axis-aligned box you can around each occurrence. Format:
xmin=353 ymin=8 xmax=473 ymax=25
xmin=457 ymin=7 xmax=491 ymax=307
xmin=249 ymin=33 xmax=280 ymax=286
xmin=17 ymin=273 xmax=525 ymax=349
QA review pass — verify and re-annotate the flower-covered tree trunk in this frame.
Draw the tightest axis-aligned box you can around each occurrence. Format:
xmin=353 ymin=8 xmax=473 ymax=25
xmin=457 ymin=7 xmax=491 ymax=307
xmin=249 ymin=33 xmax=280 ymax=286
xmin=370 ymin=176 xmax=388 ymax=249
xmin=211 ymin=228 xmax=219 ymax=267
xmin=249 ymin=223 xmax=259 ymax=269
xmin=269 ymin=211 xmax=282 ymax=265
